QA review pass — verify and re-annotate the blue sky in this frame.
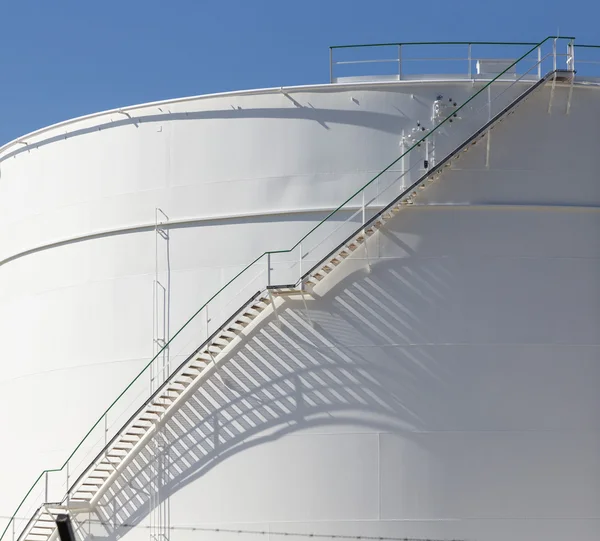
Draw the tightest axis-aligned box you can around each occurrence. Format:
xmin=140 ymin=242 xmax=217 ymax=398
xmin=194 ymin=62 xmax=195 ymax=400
xmin=0 ymin=0 xmax=596 ymax=144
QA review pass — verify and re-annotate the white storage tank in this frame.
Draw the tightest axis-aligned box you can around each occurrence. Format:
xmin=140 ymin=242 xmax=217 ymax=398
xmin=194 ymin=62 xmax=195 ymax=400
xmin=1 ymin=37 xmax=598 ymax=541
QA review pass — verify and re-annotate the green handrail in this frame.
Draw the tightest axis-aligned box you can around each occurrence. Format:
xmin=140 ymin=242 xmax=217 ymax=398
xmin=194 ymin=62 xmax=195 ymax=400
xmin=0 ymin=34 xmax=577 ymax=541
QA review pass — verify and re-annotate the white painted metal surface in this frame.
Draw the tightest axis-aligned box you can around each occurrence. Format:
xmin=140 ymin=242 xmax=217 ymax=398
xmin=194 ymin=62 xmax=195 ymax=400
xmin=0 ymin=76 xmax=483 ymax=539
xmin=1 ymin=38 xmax=599 ymax=541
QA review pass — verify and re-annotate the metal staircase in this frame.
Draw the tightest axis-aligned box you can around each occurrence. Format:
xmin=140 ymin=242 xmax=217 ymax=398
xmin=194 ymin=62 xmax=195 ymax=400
xmin=4 ymin=37 xmax=577 ymax=541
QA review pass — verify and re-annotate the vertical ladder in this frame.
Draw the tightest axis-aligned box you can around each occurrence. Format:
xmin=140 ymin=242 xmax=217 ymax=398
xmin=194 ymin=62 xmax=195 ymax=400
xmin=150 ymin=207 xmax=170 ymax=541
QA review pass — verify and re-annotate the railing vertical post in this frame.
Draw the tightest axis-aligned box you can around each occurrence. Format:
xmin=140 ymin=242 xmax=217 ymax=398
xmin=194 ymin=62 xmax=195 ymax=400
xmin=568 ymin=39 xmax=575 ymax=71
xmin=299 ymin=243 xmax=302 ymax=278
xmin=267 ymin=253 xmax=271 ymax=286
xmin=362 ymin=190 xmax=366 ymax=226
xmin=400 ymin=131 xmax=406 ymax=190
xmin=205 ymin=305 xmax=209 ymax=339
xmin=329 ymin=47 xmax=333 ymax=83
xmin=104 ymin=413 xmax=108 ymax=448
xmin=398 ymin=44 xmax=402 ymax=80
xmin=467 ymin=43 xmax=472 ymax=78
xmin=66 ymin=462 xmax=70 ymax=505
xmin=486 ymin=84 xmax=492 ymax=169
xmin=45 ymin=471 xmax=48 ymax=503
xmin=11 ymin=518 xmax=14 ymax=541
xmin=553 ymin=38 xmax=557 ymax=71
xmin=537 ymin=46 xmax=542 ymax=79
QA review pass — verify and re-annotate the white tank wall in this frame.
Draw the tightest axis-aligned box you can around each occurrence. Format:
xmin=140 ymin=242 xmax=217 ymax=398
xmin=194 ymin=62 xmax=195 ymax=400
xmin=85 ymin=82 xmax=599 ymax=541
xmin=0 ymin=79 xmax=488 ymax=531
xmin=2 ymin=79 xmax=599 ymax=541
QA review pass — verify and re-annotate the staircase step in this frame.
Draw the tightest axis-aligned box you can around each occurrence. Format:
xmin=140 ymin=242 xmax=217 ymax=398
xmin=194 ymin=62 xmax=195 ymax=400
xmin=106 ymin=449 xmax=128 ymax=456
xmin=168 ymin=382 xmax=188 ymax=390
xmin=225 ymin=323 xmax=246 ymax=332
xmin=111 ymin=443 xmax=134 ymax=450
xmin=80 ymin=480 xmax=102 ymax=488
xmin=100 ymin=455 xmax=121 ymax=462
xmin=180 ymin=371 xmax=200 ymax=378
xmin=139 ymin=412 xmax=161 ymax=420
xmin=146 ymin=404 xmax=167 ymax=412
xmin=189 ymin=360 xmax=209 ymax=369
xmin=152 ymin=395 xmax=175 ymax=403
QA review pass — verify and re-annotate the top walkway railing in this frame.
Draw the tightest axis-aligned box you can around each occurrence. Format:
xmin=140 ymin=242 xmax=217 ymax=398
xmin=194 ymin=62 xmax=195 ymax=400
xmin=0 ymin=35 xmax=585 ymax=541
xmin=1 ymin=41 xmax=598 ymax=165
xmin=329 ymin=39 xmax=600 ymax=83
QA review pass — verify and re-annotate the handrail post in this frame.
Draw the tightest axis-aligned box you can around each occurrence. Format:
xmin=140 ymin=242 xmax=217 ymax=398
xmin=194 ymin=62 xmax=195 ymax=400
xmin=362 ymin=191 xmax=366 ymax=226
xmin=44 ymin=472 xmax=48 ymax=503
xmin=205 ymin=306 xmax=209 ymax=339
xmin=553 ymin=38 xmax=557 ymax=71
xmin=299 ymin=243 xmax=302 ymax=277
xmin=267 ymin=253 xmax=271 ymax=286
xmin=537 ymin=46 xmax=542 ymax=79
xmin=467 ymin=43 xmax=472 ymax=78
xmin=568 ymin=39 xmax=575 ymax=71
xmin=329 ymin=47 xmax=333 ymax=83
xmin=66 ymin=463 xmax=70 ymax=505
xmin=398 ymin=44 xmax=402 ymax=80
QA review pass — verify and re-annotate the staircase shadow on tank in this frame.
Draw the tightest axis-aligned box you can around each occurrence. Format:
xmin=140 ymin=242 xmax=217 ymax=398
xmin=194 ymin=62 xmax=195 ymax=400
xmin=81 ymin=248 xmax=457 ymax=541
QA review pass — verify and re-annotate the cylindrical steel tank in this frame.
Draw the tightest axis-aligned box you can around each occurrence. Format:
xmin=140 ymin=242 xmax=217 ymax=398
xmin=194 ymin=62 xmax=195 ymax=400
xmin=1 ymin=62 xmax=599 ymax=541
